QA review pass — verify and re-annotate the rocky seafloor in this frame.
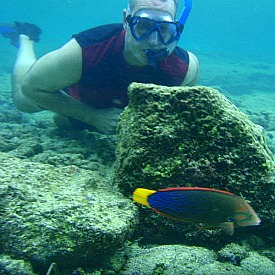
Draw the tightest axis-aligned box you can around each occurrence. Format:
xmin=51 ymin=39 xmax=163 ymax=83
xmin=0 ymin=74 xmax=274 ymax=274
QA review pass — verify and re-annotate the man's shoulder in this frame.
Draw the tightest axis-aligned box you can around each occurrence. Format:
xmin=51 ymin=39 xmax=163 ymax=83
xmin=172 ymin=46 xmax=189 ymax=64
xmin=73 ymin=23 xmax=123 ymax=47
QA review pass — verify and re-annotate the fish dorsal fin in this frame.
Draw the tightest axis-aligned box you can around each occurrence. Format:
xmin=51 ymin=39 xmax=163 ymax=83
xmin=158 ymin=187 xmax=235 ymax=196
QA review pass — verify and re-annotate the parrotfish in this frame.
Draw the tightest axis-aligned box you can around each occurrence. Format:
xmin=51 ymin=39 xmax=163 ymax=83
xmin=133 ymin=187 xmax=261 ymax=235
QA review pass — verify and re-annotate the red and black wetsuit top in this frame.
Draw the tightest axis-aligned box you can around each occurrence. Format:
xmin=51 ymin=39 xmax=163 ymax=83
xmin=68 ymin=23 xmax=190 ymax=109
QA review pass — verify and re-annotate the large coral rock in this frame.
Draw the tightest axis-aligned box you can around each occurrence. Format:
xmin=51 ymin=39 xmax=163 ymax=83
xmin=115 ymin=83 xmax=274 ymax=222
xmin=0 ymin=152 xmax=137 ymax=273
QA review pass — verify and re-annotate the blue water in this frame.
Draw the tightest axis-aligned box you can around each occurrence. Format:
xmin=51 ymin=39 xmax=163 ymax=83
xmin=0 ymin=0 xmax=274 ymax=94
xmin=183 ymin=0 xmax=275 ymax=62
xmin=0 ymin=0 xmax=274 ymax=61
xmin=0 ymin=2 xmax=274 ymax=274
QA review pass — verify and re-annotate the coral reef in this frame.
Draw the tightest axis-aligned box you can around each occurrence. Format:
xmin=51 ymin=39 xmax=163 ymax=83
xmin=0 ymin=74 xmax=274 ymax=274
xmin=217 ymin=243 xmax=248 ymax=265
xmin=115 ymin=83 xmax=275 ymax=243
xmin=115 ymin=83 xmax=274 ymax=217
xmin=115 ymin=244 xmax=275 ymax=275
xmin=0 ymin=152 xmax=138 ymax=273
xmin=0 ymin=254 xmax=36 ymax=275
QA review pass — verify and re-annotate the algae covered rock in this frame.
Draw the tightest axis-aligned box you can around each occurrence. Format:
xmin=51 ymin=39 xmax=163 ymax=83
xmin=119 ymin=244 xmax=275 ymax=275
xmin=121 ymin=244 xmax=215 ymax=274
xmin=0 ymin=152 xmax=138 ymax=273
xmin=217 ymin=243 xmax=248 ymax=265
xmin=0 ymin=254 xmax=36 ymax=275
xmin=115 ymin=83 xmax=274 ymax=222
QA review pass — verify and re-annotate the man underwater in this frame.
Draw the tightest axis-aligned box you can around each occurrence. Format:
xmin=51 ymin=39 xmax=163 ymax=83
xmin=1 ymin=0 xmax=199 ymax=134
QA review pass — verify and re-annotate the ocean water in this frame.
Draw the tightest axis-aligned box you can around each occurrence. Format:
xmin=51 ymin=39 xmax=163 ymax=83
xmin=1 ymin=0 xmax=274 ymax=60
xmin=0 ymin=0 xmax=274 ymax=93
xmin=0 ymin=1 xmax=275 ymax=274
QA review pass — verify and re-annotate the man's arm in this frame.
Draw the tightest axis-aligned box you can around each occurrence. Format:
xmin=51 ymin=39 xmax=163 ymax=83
xmin=181 ymin=51 xmax=199 ymax=86
xmin=20 ymin=37 xmax=83 ymax=111
xmin=18 ymin=36 xmax=120 ymax=134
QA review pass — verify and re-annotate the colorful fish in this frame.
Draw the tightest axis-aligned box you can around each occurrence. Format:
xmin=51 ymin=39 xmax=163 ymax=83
xmin=133 ymin=187 xmax=261 ymax=235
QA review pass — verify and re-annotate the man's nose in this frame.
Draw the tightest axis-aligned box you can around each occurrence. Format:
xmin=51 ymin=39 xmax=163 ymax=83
xmin=147 ymin=30 xmax=160 ymax=46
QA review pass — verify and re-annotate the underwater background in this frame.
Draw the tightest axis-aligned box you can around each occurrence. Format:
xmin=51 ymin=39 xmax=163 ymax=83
xmin=1 ymin=0 xmax=275 ymax=94
xmin=1 ymin=0 xmax=275 ymax=61
xmin=0 ymin=0 xmax=275 ymax=274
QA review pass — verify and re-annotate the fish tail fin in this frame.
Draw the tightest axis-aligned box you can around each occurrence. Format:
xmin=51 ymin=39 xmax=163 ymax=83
xmin=133 ymin=188 xmax=156 ymax=208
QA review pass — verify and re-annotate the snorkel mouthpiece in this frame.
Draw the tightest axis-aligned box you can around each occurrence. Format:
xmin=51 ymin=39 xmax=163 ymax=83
xmin=145 ymin=48 xmax=169 ymax=67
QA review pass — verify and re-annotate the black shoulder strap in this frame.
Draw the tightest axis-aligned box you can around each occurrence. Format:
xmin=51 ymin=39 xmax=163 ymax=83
xmin=173 ymin=46 xmax=190 ymax=65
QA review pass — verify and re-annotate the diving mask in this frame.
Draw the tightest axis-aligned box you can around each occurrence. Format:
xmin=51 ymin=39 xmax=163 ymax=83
xmin=126 ymin=10 xmax=182 ymax=46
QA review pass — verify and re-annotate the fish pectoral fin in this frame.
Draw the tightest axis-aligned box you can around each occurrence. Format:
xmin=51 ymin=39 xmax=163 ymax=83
xmin=196 ymin=223 xmax=218 ymax=231
xmin=217 ymin=222 xmax=235 ymax=235
xmin=197 ymin=222 xmax=235 ymax=235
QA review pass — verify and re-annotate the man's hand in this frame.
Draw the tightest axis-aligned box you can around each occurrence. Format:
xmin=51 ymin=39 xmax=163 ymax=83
xmin=92 ymin=107 xmax=123 ymax=135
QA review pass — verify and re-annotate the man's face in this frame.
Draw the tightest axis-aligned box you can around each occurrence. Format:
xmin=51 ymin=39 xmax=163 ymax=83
xmin=123 ymin=0 xmax=178 ymax=66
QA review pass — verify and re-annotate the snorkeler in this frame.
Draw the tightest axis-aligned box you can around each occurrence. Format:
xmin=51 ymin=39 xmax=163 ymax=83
xmin=1 ymin=0 xmax=199 ymax=134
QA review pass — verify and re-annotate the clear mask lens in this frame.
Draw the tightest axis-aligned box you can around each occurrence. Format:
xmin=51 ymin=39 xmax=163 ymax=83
xmin=127 ymin=15 xmax=180 ymax=45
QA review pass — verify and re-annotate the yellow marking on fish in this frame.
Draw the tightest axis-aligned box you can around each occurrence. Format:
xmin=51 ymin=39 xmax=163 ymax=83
xmin=133 ymin=188 xmax=156 ymax=207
